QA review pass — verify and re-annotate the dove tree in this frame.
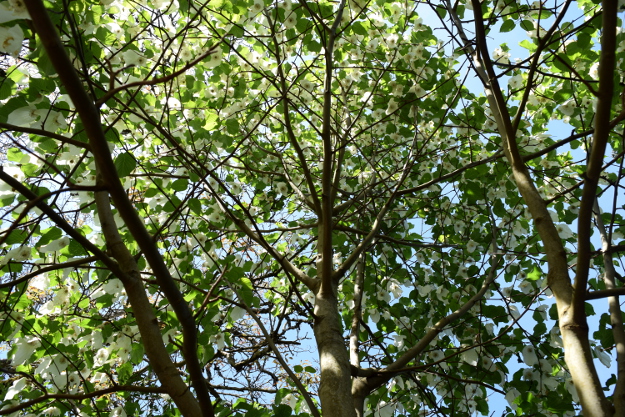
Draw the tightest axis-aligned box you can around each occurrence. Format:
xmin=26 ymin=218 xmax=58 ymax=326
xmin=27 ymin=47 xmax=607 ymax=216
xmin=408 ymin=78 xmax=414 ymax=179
xmin=0 ymin=0 xmax=624 ymax=416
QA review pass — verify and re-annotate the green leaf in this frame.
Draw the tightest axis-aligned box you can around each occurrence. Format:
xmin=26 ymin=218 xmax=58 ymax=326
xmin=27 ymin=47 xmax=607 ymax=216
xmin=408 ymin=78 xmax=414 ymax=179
xmin=577 ymin=32 xmax=591 ymax=49
xmin=533 ymin=322 xmax=547 ymax=337
xmin=272 ymin=404 xmax=292 ymax=417
xmin=0 ymin=79 xmax=15 ymax=100
xmin=0 ymin=95 xmax=28 ymax=123
xmin=225 ymin=118 xmax=240 ymax=134
xmin=4 ymin=229 xmax=28 ymax=245
xmin=204 ymin=111 xmax=219 ymax=130
xmin=307 ymin=40 xmax=322 ymax=53
xmin=117 ymin=362 xmax=133 ymax=383
xmin=238 ymin=277 xmax=255 ymax=307
xmin=36 ymin=50 xmax=57 ymax=77
xmin=549 ymin=303 xmax=559 ymax=320
xmin=352 ymin=21 xmax=369 ymax=36
xmin=519 ymin=20 xmax=534 ymax=31
xmin=482 ymin=305 xmax=508 ymax=324
xmin=7 ymin=148 xmax=26 ymax=163
xmin=67 ymin=239 xmax=88 ymax=256
xmin=131 ymin=343 xmax=145 ymax=364
xmin=519 ymin=39 xmax=536 ymax=52
xmin=171 ymin=179 xmax=189 ymax=192
xmin=229 ymin=23 xmax=244 ymax=37
xmin=435 ymin=5 xmax=447 ymax=18
xmin=114 ymin=152 xmax=136 ymax=177
xmin=500 ymin=19 xmax=515 ymax=32
xmin=527 ymin=266 xmax=541 ymax=281
xmin=37 ymin=227 xmax=62 ymax=247
xmin=595 ymin=313 xmax=615 ymax=348
xmin=189 ymin=198 xmax=202 ymax=215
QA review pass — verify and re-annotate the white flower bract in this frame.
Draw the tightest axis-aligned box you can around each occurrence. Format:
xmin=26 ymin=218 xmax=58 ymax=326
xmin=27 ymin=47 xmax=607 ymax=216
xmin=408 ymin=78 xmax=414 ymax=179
xmin=522 ymin=345 xmax=539 ymax=366
xmin=12 ymin=336 xmax=40 ymax=365
xmin=39 ymin=236 xmax=70 ymax=253
xmin=0 ymin=24 xmax=23 ymax=56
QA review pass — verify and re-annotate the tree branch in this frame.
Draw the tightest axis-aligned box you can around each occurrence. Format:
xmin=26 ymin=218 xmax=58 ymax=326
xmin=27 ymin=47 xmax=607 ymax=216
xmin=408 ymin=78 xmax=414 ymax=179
xmin=0 ymin=167 xmax=119 ymax=276
xmin=353 ymin=235 xmax=502 ymax=396
xmin=0 ymin=384 xmax=167 ymax=415
xmin=573 ymin=0 xmax=618 ymax=321
xmin=268 ymin=19 xmax=322 ymax=215
xmin=24 ymin=2 xmax=213 ymax=415
xmin=93 ymin=189 xmax=203 ymax=416
xmin=230 ymin=291 xmax=321 ymax=417
xmin=0 ymin=256 xmax=98 ymax=289
xmin=0 ymin=122 xmax=92 ymax=151
xmin=592 ymin=200 xmax=625 ymax=412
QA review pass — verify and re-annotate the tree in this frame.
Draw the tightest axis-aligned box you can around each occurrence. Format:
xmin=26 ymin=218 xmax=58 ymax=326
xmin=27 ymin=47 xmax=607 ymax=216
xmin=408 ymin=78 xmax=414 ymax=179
xmin=0 ymin=0 xmax=623 ymax=415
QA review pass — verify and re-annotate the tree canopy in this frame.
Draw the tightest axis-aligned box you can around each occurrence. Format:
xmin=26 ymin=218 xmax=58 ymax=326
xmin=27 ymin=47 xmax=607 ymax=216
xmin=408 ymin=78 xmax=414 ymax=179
xmin=0 ymin=0 xmax=624 ymax=416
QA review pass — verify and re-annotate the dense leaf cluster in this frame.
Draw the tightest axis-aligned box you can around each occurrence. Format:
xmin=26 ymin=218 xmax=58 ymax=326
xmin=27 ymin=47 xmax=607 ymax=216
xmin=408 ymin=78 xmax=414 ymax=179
xmin=0 ymin=0 xmax=623 ymax=416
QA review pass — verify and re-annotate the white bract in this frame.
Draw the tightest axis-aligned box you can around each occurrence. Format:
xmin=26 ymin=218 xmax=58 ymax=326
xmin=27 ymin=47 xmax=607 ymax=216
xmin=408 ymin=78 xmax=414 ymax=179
xmin=0 ymin=24 xmax=23 ymax=56
xmin=594 ymin=346 xmax=612 ymax=368
xmin=3 ymin=378 xmax=26 ymax=401
xmin=39 ymin=236 xmax=70 ymax=253
xmin=11 ymin=336 xmax=40 ymax=365
xmin=0 ymin=245 xmax=30 ymax=265
xmin=522 ymin=345 xmax=539 ymax=366
xmin=461 ymin=348 xmax=478 ymax=366
xmin=0 ymin=1 xmax=29 ymax=24
xmin=505 ymin=387 xmax=521 ymax=410
xmin=559 ymin=99 xmax=576 ymax=116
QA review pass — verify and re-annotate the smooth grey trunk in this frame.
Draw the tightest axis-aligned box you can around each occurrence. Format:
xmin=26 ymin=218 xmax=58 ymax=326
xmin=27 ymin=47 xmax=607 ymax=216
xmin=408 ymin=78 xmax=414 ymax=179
xmin=352 ymin=379 xmax=368 ymax=417
xmin=314 ymin=292 xmax=357 ymax=417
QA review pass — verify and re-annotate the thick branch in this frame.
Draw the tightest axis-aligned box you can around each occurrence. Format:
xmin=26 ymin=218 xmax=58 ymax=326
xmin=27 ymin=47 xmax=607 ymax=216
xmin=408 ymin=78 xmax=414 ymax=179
xmin=349 ymin=253 xmax=365 ymax=367
xmin=586 ymin=288 xmax=625 ymax=300
xmin=318 ymin=0 xmax=346 ymax=296
xmin=94 ymin=190 xmax=202 ymax=417
xmin=462 ymin=0 xmax=610 ymax=414
xmin=24 ymin=2 xmax=213 ymax=416
xmin=573 ymin=0 xmax=618 ymax=321
xmin=593 ymin=201 xmax=625 ymax=412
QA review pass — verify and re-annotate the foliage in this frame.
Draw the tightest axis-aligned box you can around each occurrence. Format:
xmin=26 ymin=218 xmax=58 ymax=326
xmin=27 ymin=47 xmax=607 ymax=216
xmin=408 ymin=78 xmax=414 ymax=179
xmin=0 ymin=0 xmax=624 ymax=416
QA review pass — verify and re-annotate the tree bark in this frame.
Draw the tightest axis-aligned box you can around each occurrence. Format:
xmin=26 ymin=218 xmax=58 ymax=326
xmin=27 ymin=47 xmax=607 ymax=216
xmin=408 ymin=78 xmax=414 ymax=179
xmin=94 ymin=192 xmax=204 ymax=417
xmin=314 ymin=292 xmax=356 ymax=417
xmin=462 ymin=0 xmax=614 ymax=414
xmin=313 ymin=2 xmax=356 ymax=415
xmin=593 ymin=199 xmax=625 ymax=413
xmin=24 ymin=1 xmax=214 ymax=415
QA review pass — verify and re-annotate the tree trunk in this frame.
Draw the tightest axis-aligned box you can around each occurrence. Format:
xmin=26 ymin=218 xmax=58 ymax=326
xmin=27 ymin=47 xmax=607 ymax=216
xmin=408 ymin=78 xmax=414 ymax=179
xmin=314 ymin=291 xmax=356 ymax=417
xmin=352 ymin=378 xmax=368 ymax=417
xmin=560 ymin=317 xmax=614 ymax=417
